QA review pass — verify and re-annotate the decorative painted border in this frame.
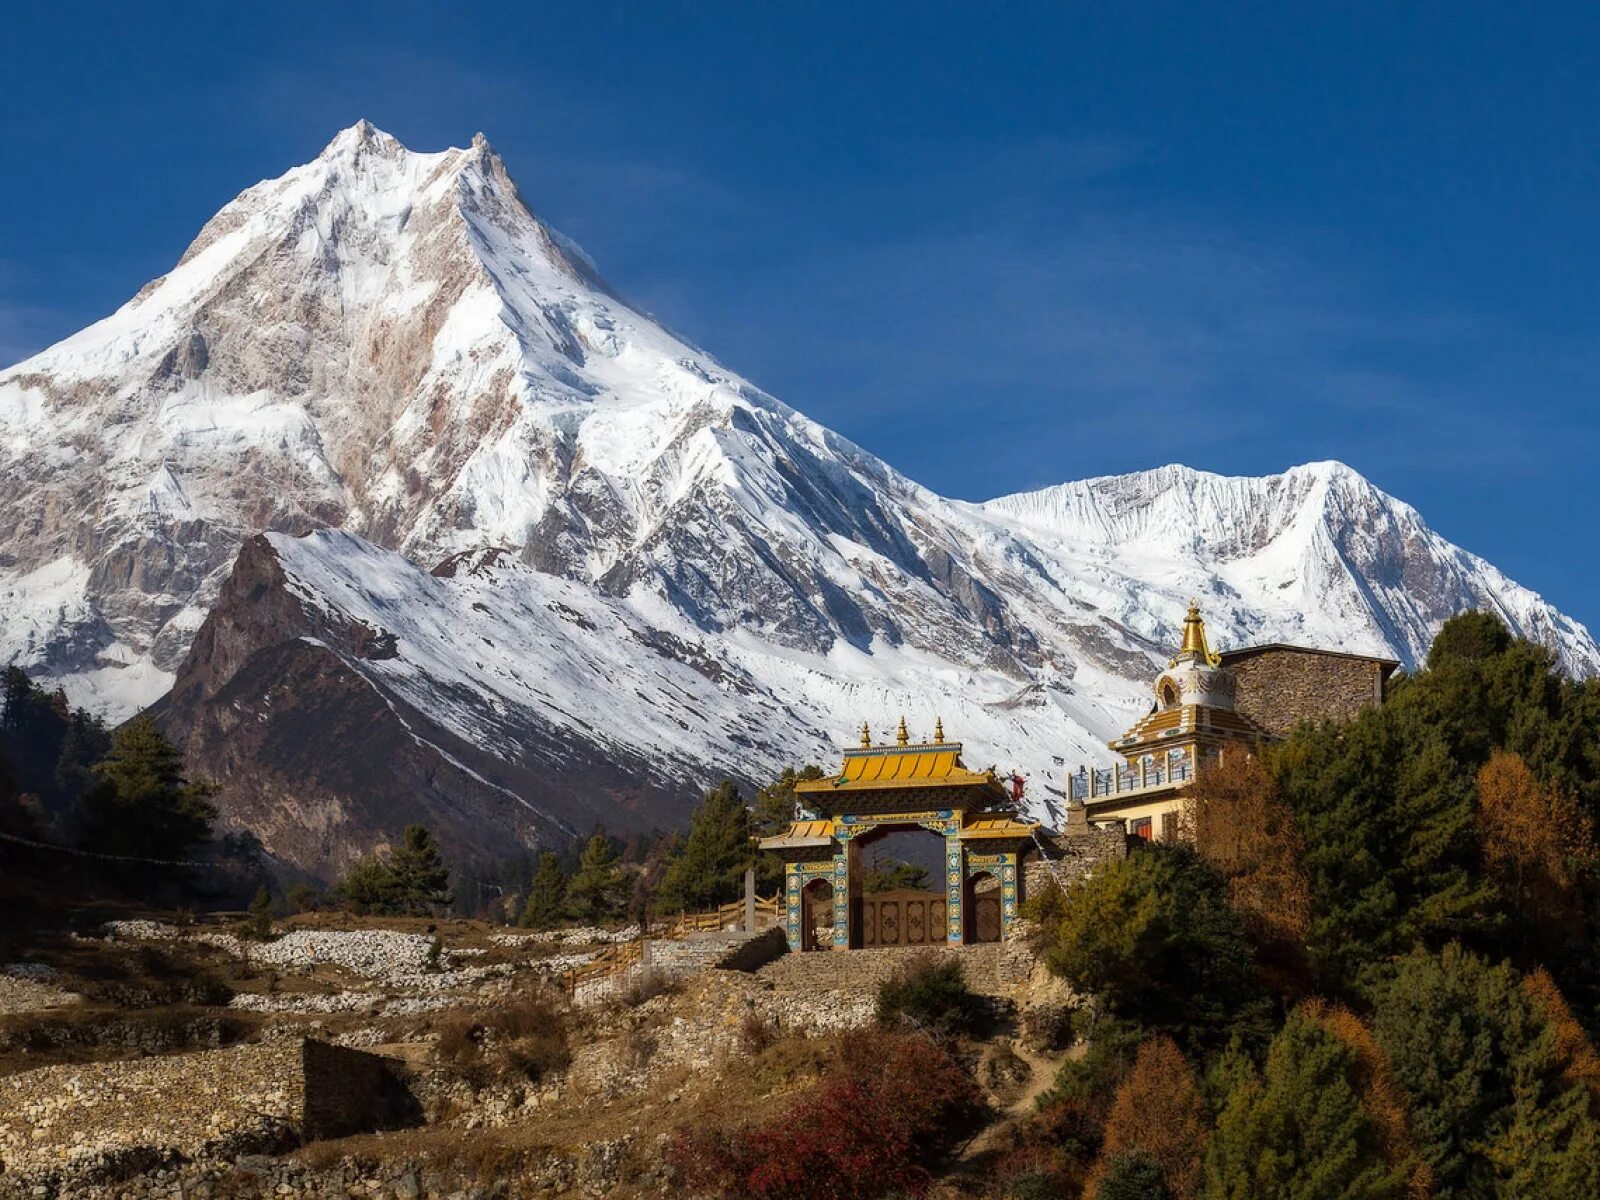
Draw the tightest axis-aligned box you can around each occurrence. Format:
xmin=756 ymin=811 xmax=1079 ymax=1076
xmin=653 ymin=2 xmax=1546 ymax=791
xmin=964 ymin=850 xmax=1019 ymax=936
xmin=836 ymin=810 xmax=960 ymax=839
xmin=784 ymin=860 xmax=836 ymax=951
xmin=944 ymin=834 xmax=965 ymax=944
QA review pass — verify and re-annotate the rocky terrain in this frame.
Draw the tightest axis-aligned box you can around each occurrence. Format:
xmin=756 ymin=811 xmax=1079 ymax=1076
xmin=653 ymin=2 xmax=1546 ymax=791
xmin=3 ymin=122 xmax=1594 ymax=879
xmin=0 ymin=869 xmax=1091 ymax=1200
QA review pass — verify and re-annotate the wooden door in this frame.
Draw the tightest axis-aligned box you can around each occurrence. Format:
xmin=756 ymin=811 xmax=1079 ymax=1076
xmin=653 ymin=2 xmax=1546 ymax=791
xmin=863 ymin=890 xmax=946 ymax=947
xmin=973 ymin=893 xmax=1002 ymax=943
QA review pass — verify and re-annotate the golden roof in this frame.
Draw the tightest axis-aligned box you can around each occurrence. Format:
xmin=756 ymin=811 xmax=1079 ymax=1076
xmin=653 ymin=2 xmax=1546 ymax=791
xmin=1175 ymin=600 xmax=1223 ymax=667
xmin=961 ymin=814 xmax=1039 ymax=839
xmin=796 ymin=741 xmax=1000 ymax=793
xmin=756 ymin=818 xmax=837 ymax=850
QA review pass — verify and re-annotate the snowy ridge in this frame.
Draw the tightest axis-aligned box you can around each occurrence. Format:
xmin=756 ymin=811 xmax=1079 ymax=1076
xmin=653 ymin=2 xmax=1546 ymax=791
xmin=1 ymin=123 xmax=1596 ymax=836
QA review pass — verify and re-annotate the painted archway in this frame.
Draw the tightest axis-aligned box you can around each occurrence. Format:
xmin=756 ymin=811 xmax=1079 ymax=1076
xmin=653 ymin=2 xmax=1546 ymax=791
xmin=965 ymin=870 xmax=1003 ymax=943
xmin=802 ymin=878 xmax=835 ymax=951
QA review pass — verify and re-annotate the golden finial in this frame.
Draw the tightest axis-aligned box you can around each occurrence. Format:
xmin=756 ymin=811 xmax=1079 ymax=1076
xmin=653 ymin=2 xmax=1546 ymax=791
xmin=933 ymin=716 xmax=945 ymax=743
xmin=1178 ymin=599 xmax=1223 ymax=667
xmin=860 ymin=720 xmax=872 ymax=748
xmin=896 ymin=715 xmax=909 ymax=746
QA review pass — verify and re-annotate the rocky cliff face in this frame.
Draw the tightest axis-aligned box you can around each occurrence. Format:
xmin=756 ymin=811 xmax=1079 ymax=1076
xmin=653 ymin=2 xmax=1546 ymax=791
xmin=3 ymin=123 xmax=1595 ymax=878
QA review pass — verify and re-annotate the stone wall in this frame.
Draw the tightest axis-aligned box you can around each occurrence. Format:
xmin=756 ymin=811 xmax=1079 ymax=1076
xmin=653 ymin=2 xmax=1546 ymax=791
xmin=0 ymin=1038 xmax=418 ymax=1184
xmin=1024 ymin=827 xmax=1127 ymax=901
xmin=1224 ymin=646 xmax=1390 ymax=737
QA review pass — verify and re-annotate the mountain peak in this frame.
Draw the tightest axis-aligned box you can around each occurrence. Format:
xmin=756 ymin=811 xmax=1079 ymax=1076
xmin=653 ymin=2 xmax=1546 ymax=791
xmin=1 ymin=126 xmax=1594 ymax=771
xmin=319 ymin=118 xmax=406 ymax=161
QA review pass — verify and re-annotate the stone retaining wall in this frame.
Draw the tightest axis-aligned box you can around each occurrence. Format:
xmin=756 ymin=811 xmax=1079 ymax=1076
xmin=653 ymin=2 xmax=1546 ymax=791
xmin=0 ymin=1039 xmax=418 ymax=1185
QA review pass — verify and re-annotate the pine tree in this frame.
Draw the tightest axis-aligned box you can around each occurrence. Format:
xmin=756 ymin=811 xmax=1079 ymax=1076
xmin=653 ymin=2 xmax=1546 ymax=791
xmin=387 ymin=824 xmax=451 ymax=914
xmin=751 ymin=765 xmax=825 ymax=836
xmin=565 ymin=830 xmax=627 ymax=923
xmin=246 ymin=885 xmax=274 ymax=938
xmin=331 ymin=854 xmax=401 ymax=914
xmin=79 ymin=715 xmax=216 ymax=860
xmin=657 ymin=781 xmax=752 ymax=912
xmin=753 ymin=765 xmax=824 ymax=890
xmin=1203 ymin=1007 xmax=1406 ymax=1200
xmin=1370 ymin=943 xmax=1600 ymax=1198
xmin=1477 ymin=750 xmax=1594 ymax=939
xmin=53 ymin=708 xmax=109 ymax=810
xmin=1044 ymin=844 xmax=1274 ymax=1056
xmin=521 ymin=852 xmax=569 ymax=928
xmin=1184 ymin=748 xmax=1311 ymax=952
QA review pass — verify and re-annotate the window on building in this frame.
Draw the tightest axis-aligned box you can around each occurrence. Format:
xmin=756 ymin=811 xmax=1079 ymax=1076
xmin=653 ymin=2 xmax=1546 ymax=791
xmin=1131 ymin=817 xmax=1153 ymax=841
xmin=1161 ymin=812 xmax=1179 ymax=842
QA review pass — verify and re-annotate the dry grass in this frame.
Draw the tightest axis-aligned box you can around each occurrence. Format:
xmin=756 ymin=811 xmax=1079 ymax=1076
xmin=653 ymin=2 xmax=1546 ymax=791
xmin=432 ymin=994 xmax=570 ymax=1088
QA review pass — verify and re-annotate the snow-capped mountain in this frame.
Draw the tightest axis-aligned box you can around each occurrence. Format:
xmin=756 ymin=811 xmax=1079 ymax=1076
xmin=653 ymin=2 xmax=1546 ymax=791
xmin=2 ymin=123 xmax=1594 ymax=876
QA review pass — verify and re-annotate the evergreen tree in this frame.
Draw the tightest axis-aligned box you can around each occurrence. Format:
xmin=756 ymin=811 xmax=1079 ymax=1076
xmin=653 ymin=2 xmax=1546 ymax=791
xmin=861 ymin=858 xmax=931 ymax=892
xmin=1097 ymin=1151 xmax=1174 ymax=1200
xmin=53 ymin=707 xmax=109 ymax=810
xmin=521 ymin=852 xmax=569 ymax=928
xmin=1203 ymin=1008 xmax=1406 ymax=1200
xmin=331 ymin=854 xmax=402 ymax=914
xmin=79 ymin=715 xmax=216 ymax=860
xmin=753 ymin=764 xmax=824 ymax=890
xmin=1428 ymin=610 xmax=1513 ymax=668
xmin=1043 ymin=844 xmax=1275 ymax=1056
xmin=657 ymin=781 xmax=751 ymax=912
xmin=386 ymin=824 xmax=452 ymax=914
xmin=245 ymin=885 xmax=274 ymax=938
xmin=751 ymin=764 xmax=825 ymax=836
xmin=565 ymin=830 xmax=628 ymax=923
xmin=1370 ymin=943 xmax=1600 ymax=1198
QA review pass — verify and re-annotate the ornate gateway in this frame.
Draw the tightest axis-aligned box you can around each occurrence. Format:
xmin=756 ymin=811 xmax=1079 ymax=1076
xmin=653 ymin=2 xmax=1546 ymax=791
xmin=760 ymin=717 xmax=1035 ymax=952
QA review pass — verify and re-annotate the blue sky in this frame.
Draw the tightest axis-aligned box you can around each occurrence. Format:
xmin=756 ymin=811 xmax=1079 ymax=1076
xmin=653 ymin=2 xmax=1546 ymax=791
xmin=3 ymin=3 xmax=1597 ymax=627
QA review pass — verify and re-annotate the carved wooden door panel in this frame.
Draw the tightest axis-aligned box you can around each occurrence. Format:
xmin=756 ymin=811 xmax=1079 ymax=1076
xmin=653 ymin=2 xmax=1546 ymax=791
xmin=973 ymin=894 xmax=1002 ymax=943
xmin=864 ymin=890 xmax=946 ymax=947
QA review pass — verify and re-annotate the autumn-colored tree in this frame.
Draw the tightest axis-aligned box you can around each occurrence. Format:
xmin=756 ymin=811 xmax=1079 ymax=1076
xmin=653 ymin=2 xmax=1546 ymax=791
xmin=1300 ymin=1001 xmax=1432 ymax=1198
xmin=1525 ymin=967 xmax=1600 ymax=1099
xmin=1089 ymin=1036 xmax=1209 ymax=1200
xmin=1184 ymin=748 xmax=1312 ymax=955
xmin=1477 ymin=750 xmax=1595 ymax=936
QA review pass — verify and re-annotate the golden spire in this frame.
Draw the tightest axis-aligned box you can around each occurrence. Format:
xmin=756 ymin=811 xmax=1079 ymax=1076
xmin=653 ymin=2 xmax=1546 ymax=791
xmin=1179 ymin=599 xmax=1223 ymax=667
xmin=860 ymin=720 xmax=872 ymax=748
xmin=933 ymin=716 xmax=945 ymax=743
xmin=896 ymin=715 xmax=909 ymax=746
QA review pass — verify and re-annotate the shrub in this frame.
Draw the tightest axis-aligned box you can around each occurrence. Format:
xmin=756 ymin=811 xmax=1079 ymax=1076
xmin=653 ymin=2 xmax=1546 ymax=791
xmin=876 ymin=952 xmax=984 ymax=1039
xmin=434 ymin=996 xmax=569 ymax=1088
xmin=616 ymin=967 xmax=679 ymax=1008
xmin=672 ymin=1029 xmax=978 ymax=1199
xmin=740 ymin=1008 xmax=780 ymax=1054
xmin=1097 ymin=1151 xmax=1174 ymax=1200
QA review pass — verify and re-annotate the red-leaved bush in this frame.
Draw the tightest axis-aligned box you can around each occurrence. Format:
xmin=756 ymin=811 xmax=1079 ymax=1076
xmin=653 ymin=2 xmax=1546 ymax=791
xmin=671 ymin=1030 xmax=978 ymax=1199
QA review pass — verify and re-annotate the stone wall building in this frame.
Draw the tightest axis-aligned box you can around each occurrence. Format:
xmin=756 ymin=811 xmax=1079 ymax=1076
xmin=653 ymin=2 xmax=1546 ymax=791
xmin=1220 ymin=643 xmax=1397 ymax=737
xmin=1069 ymin=603 xmax=1398 ymax=839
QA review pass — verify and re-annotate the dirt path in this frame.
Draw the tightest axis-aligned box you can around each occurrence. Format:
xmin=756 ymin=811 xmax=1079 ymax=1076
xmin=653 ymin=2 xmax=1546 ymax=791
xmin=957 ymin=1039 xmax=1074 ymax=1163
